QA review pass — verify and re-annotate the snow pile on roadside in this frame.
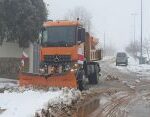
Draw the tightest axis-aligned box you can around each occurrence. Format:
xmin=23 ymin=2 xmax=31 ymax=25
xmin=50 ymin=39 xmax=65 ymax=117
xmin=48 ymin=88 xmax=81 ymax=106
xmin=109 ymin=55 xmax=150 ymax=78
xmin=128 ymin=64 xmax=150 ymax=74
xmin=0 ymin=82 xmax=18 ymax=89
xmin=127 ymin=56 xmax=150 ymax=77
xmin=0 ymin=78 xmax=18 ymax=90
xmin=0 ymin=88 xmax=81 ymax=117
xmin=35 ymin=88 xmax=81 ymax=117
xmin=0 ymin=78 xmax=17 ymax=82
xmin=128 ymin=56 xmax=138 ymax=65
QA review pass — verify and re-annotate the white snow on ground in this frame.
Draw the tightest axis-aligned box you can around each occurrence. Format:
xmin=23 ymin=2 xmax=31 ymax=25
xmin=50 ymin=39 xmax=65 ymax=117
xmin=0 ymin=78 xmax=18 ymax=89
xmin=0 ymin=78 xmax=17 ymax=82
xmin=107 ymin=55 xmax=150 ymax=79
xmin=127 ymin=56 xmax=150 ymax=78
xmin=0 ymin=82 xmax=17 ymax=89
xmin=0 ymin=87 xmax=80 ymax=117
xmin=0 ymin=90 xmax=62 ymax=117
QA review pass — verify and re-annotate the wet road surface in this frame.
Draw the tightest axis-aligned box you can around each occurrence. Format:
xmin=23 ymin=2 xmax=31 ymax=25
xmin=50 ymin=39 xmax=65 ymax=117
xmin=89 ymin=60 xmax=150 ymax=117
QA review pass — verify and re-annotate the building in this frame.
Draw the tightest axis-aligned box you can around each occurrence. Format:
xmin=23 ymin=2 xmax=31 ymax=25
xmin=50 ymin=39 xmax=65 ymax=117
xmin=0 ymin=41 xmax=39 ymax=79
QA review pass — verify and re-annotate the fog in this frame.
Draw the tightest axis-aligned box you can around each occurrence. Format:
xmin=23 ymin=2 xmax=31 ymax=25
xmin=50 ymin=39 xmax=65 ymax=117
xmin=44 ymin=0 xmax=150 ymax=52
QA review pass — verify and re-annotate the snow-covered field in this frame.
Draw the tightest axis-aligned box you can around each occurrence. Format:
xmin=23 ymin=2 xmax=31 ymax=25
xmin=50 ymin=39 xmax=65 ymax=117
xmin=0 ymin=80 xmax=81 ymax=117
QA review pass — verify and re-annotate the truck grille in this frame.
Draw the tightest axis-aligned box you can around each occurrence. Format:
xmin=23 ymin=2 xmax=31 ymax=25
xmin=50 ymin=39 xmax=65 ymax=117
xmin=44 ymin=55 xmax=71 ymax=63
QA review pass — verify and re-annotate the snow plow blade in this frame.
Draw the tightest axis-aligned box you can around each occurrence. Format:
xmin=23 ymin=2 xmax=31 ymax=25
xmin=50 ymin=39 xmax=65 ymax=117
xmin=19 ymin=71 xmax=77 ymax=88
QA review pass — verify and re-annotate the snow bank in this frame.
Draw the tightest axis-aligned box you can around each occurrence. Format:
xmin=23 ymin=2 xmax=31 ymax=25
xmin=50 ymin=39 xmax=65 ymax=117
xmin=48 ymin=88 xmax=81 ymax=106
xmin=125 ymin=56 xmax=150 ymax=78
xmin=0 ymin=82 xmax=17 ymax=89
xmin=107 ymin=55 xmax=150 ymax=79
xmin=0 ymin=78 xmax=18 ymax=89
xmin=0 ymin=78 xmax=17 ymax=82
xmin=0 ymin=90 xmax=62 ymax=117
xmin=0 ymin=88 xmax=81 ymax=117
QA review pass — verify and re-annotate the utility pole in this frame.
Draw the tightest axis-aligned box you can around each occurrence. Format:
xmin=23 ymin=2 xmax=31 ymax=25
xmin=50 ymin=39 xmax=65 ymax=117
xmin=103 ymin=32 xmax=106 ymax=57
xmin=131 ymin=13 xmax=137 ymax=45
xmin=140 ymin=0 xmax=143 ymax=64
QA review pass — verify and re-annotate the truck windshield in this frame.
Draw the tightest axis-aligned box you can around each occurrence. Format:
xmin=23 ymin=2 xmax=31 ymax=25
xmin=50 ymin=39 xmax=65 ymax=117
xmin=42 ymin=26 xmax=76 ymax=46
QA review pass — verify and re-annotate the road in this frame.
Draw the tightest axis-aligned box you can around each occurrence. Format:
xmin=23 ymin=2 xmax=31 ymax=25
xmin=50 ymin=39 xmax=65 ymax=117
xmin=89 ymin=59 xmax=150 ymax=117
xmin=1 ymin=58 xmax=150 ymax=117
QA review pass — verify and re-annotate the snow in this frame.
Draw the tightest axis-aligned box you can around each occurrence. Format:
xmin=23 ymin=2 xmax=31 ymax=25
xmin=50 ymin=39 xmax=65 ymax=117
xmin=0 ymin=82 xmax=17 ymax=89
xmin=0 ymin=87 xmax=81 ymax=117
xmin=0 ymin=90 xmax=62 ymax=117
xmin=100 ymin=96 xmax=111 ymax=105
xmin=127 ymin=57 xmax=150 ymax=78
xmin=0 ymin=78 xmax=17 ymax=82
xmin=0 ymin=78 xmax=18 ymax=89
xmin=107 ymin=55 xmax=150 ymax=79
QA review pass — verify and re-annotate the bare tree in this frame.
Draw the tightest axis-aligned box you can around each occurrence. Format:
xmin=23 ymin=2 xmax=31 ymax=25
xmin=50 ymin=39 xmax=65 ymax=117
xmin=125 ymin=40 xmax=140 ymax=58
xmin=143 ymin=37 xmax=150 ymax=60
xmin=64 ymin=6 xmax=92 ymax=32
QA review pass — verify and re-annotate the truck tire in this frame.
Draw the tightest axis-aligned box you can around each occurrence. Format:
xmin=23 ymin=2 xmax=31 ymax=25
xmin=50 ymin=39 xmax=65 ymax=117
xmin=93 ymin=72 xmax=99 ymax=84
xmin=88 ymin=71 xmax=99 ymax=84
xmin=77 ymin=69 xmax=87 ymax=91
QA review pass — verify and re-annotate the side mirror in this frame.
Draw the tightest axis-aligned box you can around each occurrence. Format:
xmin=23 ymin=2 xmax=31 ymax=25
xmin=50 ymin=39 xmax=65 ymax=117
xmin=78 ymin=28 xmax=85 ymax=43
xmin=40 ymin=27 xmax=47 ymax=45
xmin=37 ymin=33 xmax=42 ymax=44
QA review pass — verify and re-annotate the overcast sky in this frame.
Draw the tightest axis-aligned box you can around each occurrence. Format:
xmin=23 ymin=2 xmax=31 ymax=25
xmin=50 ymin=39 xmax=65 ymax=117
xmin=44 ymin=0 xmax=150 ymax=51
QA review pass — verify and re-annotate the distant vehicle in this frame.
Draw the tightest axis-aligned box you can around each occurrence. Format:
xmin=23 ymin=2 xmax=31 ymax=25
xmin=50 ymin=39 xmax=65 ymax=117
xmin=116 ymin=52 xmax=128 ymax=66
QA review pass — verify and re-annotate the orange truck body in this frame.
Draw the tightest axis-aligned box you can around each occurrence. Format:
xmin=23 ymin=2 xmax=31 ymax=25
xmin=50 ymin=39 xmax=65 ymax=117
xmin=19 ymin=20 xmax=101 ymax=88
xmin=40 ymin=46 xmax=79 ymax=62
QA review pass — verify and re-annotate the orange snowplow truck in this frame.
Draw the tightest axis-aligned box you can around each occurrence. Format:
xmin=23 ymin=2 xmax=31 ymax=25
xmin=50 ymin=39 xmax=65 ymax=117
xmin=19 ymin=20 xmax=101 ymax=90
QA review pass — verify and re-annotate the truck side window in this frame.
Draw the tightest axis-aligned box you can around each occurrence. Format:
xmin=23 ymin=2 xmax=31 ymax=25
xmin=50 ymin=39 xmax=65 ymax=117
xmin=42 ymin=30 xmax=48 ymax=43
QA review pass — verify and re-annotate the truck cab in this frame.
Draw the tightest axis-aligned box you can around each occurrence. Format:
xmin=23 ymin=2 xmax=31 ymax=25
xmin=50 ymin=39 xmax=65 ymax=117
xmin=39 ymin=21 xmax=86 ymax=75
xmin=19 ymin=20 xmax=101 ymax=90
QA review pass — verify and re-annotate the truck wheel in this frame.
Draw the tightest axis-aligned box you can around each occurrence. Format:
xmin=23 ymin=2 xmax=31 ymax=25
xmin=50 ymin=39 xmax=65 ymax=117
xmin=88 ymin=75 xmax=95 ymax=84
xmin=88 ymin=72 xmax=99 ymax=84
xmin=77 ymin=70 xmax=87 ymax=91
xmin=78 ymin=80 xmax=84 ymax=91
xmin=78 ymin=79 xmax=88 ymax=91
xmin=88 ymin=76 xmax=92 ymax=84
xmin=82 ymin=75 xmax=88 ymax=90
xmin=94 ymin=72 xmax=99 ymax=84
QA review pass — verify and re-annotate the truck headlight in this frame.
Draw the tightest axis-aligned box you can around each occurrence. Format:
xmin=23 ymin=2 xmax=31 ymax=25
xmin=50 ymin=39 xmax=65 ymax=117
xmin=70 ymin=69 xmax=74 ymax=72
